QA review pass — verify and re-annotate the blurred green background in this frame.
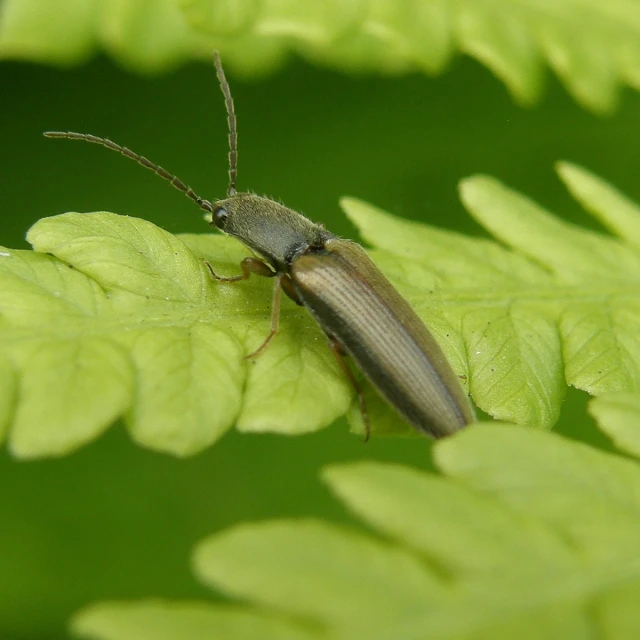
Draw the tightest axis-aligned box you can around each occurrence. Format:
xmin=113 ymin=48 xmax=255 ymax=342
xmin=2 ymin=46 xmax=640 ymax=638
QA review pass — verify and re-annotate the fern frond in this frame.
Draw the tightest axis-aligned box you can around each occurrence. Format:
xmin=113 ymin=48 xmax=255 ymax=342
xmin=343 ymin=162 xmax=640 ymax=430
xmin=71 ymin=409 xmax=640 ymax=639
xmin=0 ymin=0 xmax=638 ymax=111
xmin=2 ymin=163 xmax=639 ymax=457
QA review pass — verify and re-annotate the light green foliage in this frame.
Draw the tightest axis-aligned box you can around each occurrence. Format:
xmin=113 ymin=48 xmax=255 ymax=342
xmin=0 ymin=212 xmax=349 ymax=458
xmin=72 ymin=600 xmax=318 ymax=640
xmin=0 ymin=0 xmax=209 ymax=71
xmin=589 ymin=392 xmax=640 ymax=457
xmin=71 ymin=402 xmax=640 ymax=639
xmin=3 ymin=163 xmax=640 ymax=456
xmin=1 ymin=0 xmax=639 ymax=111
xmin=343 ymin=162 xmax=640 ymax=430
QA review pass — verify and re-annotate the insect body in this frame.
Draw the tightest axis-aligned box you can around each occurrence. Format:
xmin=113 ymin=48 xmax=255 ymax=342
xmin=45 ymin=53 xmax=475 ymax=439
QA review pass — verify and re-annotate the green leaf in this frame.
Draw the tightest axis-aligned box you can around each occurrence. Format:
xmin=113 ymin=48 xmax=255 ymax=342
xmin=10 ymin=336 xmax=134 ymax=458
xmin=69 ymin=403 xmax=640 ymax=638
xmin=2 ymin=0 xmax=640 ymax=111
xmin=455 ymin=1 xmax=542 ymax=104
xmin=0 ymin=350 xmax=17 ymax=445
xmin=557 ymin=161 xmax=640 ymax=250
xmin=71 ymin=600 xmax=319 ymax=640
xmin=0 ymin=212 xmax=350 ymax=458
xmin=178 ymin=0 xmax=260 ymax=38
xmin=340 ymin=161 xmax=640 ymax=429
xmin=193 ymin=519 xmax=446 ymax=634
xmin=458 ymin=176 xmax=640 ymax=283
xmin=27 ymin=211 xmax=207 ymax=302
xmin=589 ymin=392 xmax=640 ymax=458
xmin=236 ymin=322 xmax=351 ymax=435
xmin=99 ymin=0 xmax=210 ymax=73
xmin=434 ymin=424 xmax=640 ymax=562
xmin=5 ymin=160 xmax=640 ymax=456
xmin=73 ymin=418 xmax=633 ymax=640
xmin=193 ymin=425 xmax=640 ymax=639
xmin=0 ymin=0 xmax=96 ymax=66
xmin=322 ymin=458 xmax=567 ymax=579
xmin=342 ymin=195 xmax=566 ymax=429
xmin=125 ymin=324 xmax=243 ymax=454
xmin=177 ymin=234 xmax=352 ymax=436
xmin=533 ymin=7 xmax=619 ymax=114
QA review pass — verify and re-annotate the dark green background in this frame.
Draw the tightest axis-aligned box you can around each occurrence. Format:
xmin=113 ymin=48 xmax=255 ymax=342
xmin=1 ymin=54 xmax=637 ymax=639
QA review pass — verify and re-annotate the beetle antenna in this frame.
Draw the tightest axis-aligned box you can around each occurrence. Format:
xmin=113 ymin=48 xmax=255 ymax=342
xmin=213 ymin=51 xmax=237 ymax=197
xmin=43 ymin=131 xmax=214 ymax=214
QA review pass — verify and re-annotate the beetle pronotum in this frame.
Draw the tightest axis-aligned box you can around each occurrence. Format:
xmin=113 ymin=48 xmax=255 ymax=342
xmin=45 ymin=53 xmax=475 ymax=440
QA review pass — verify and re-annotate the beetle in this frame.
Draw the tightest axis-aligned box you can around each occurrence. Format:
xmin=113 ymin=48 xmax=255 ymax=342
xmin=44 ymin=52 xmax=475 ymax=440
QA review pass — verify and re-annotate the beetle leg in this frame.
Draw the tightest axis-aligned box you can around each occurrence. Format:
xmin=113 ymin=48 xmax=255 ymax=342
xmin=328 ymin=339 xmax=371 ymax=442
xmin=280 ymin=274 xmax=303 ymax=306
xmin=205 ymin=256 xmax=275 ymax=282
xmin=245 ymin=274 xmax=284 ymax=360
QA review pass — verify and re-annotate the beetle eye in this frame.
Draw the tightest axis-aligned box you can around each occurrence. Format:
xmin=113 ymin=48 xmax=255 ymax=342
xmin=213 ymin=206 xmax=228 ymax=228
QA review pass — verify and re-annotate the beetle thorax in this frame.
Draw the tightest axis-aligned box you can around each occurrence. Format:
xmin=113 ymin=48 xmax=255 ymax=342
xmin=211 ymin=193 xmax=336 ymax=271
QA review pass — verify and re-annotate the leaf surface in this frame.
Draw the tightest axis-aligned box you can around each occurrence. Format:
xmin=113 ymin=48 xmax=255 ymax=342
xmin=72 ymin=408 xmax=640 ymax=639
xmin=342 ymin=162 xmax=640 ymax=429
xmin=0 ymin=213 xmax=350 ymax=457
xmin=2 ymin=0 xmax=640 ymax=111
xmin=5 ymin=161 xmax=640 ymax=454
xmin=71 ymin=600 xmax=319 ymax=640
